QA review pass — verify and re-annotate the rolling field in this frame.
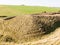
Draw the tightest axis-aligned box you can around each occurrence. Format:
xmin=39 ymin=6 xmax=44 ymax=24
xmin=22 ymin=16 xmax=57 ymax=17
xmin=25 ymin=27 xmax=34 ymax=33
xmin=0 ymin=5 xmax=60 ymax=16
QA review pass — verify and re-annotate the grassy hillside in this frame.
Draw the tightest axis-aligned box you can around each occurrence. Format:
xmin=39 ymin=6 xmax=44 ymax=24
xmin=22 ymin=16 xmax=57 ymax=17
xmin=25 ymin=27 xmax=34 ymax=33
xmin=0 ymin=15 xmax=60 ymax=45
xmin=0 ymin=5 xmax=60 ymax=16
xmin=0 ymin=6 xmax=60 ymax=45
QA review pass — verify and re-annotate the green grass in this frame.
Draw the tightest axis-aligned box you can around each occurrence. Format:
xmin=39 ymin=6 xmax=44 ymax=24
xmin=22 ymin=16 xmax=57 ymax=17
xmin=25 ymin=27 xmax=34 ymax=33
xmin=0 ymin=5 xmax=60 ymax=16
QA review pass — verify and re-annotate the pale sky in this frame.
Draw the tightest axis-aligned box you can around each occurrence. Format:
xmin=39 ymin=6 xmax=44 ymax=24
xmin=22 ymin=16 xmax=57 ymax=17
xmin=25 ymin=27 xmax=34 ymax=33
xmin=0 ymin=0 xmax=60 ymax=7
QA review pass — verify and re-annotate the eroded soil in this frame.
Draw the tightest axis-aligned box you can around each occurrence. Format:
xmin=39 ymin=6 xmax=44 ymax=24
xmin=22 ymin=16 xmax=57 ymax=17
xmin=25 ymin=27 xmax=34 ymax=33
xmin=0 ymin=13 xmax=60 ymax=45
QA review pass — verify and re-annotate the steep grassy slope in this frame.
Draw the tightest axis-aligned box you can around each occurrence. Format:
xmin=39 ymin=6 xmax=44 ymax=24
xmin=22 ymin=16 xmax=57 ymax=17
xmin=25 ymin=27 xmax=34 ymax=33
xmin=0 ymin=14 xmax=60 ymax=44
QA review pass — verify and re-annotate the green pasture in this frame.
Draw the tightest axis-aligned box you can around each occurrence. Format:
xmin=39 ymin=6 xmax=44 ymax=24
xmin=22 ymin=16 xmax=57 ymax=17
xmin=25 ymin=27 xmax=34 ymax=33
xmin=0 ymin=5 xmax=60 ymax=16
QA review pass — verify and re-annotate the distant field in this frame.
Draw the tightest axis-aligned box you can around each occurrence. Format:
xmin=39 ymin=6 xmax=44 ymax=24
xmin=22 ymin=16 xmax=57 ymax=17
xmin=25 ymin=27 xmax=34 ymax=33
xmin=0 ymin=5 xmax=60 ymax=16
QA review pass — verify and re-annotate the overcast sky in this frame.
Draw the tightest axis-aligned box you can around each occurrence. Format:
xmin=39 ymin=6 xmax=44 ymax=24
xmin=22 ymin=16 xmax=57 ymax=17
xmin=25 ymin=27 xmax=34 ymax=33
xmin=0 ymin=0 xmax=60 ymax=7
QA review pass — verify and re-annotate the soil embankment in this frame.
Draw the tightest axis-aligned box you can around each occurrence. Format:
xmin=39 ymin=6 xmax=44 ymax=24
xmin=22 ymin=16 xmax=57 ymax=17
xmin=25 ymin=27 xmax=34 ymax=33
xmin=0 ymin=13 xmax=60 ymax=45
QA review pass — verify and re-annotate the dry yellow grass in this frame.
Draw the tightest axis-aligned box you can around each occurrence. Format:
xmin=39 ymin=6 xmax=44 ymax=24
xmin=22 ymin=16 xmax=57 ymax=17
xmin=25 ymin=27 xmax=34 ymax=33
xmin=0 ymin=14 xmax=60 ymax=45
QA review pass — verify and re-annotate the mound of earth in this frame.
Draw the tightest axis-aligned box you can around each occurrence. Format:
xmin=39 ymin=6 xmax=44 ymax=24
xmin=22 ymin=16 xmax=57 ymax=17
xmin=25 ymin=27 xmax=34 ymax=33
xmin=0 ymin=14 xmax=60 ymax=45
